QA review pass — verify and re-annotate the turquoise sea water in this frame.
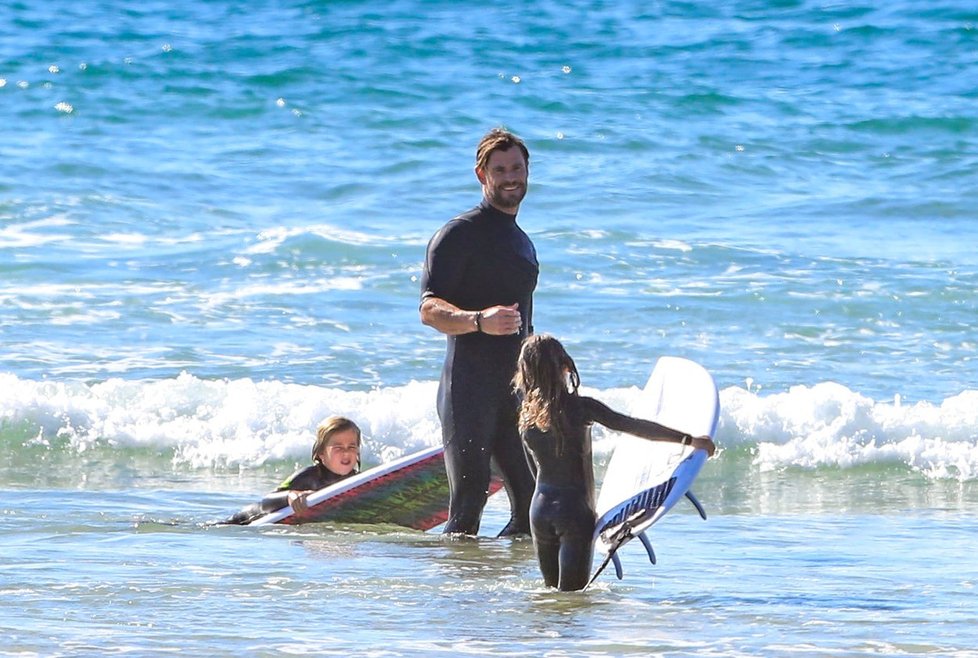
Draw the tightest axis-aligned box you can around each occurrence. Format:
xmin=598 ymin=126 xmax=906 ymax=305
xmin=2 ymin=1 xmax=977 ymax=656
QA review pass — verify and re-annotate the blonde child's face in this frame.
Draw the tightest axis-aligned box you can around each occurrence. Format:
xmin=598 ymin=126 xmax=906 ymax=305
xmin=317 ymin=428 xmax=360 ymax=476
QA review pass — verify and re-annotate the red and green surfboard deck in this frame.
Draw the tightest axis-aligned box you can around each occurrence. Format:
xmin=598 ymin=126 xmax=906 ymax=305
xmin=249 ymin=445 xmax=503 ymax=530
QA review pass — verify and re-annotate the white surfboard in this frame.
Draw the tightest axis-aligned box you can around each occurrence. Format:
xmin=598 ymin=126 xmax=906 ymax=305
xmin=589 ymin=356 xmax=719 ymax=585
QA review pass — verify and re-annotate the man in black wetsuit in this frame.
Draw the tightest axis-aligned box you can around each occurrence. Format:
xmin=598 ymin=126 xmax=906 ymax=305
xmin=419 ymin=128 xmax=538 ymax=536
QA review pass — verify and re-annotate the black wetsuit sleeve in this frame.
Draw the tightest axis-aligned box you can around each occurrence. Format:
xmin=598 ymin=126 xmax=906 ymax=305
xmin=257 ymin=466 xmax=306 ymax=512
xmin=580 ymin=396 xmax=685 ymax=443
xmin=420 ymin=219 xmax=471 ymax=305
xmin=258 ymin=491 xmax=290 ymax=513
xmin=258 ymin=464 xmax=335 ymax=512
xmin=223 ymin=464 xmax=350 ymax=523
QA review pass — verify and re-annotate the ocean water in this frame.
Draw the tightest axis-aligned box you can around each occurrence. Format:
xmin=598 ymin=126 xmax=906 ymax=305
xmin=2 ymin=1 xmax=977 ymax=656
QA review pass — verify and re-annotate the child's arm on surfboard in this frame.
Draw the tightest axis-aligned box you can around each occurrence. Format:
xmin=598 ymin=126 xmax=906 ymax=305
xmin=582 ymin=396 xmax=716 ymax=456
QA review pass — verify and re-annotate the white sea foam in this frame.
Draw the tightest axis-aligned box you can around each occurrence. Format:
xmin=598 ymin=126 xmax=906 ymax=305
xmin=722 ymin=383 xmax=978 ymax=479
xmin=0 ymin=373 xmax=445 ymax=470
xmin=2 ymin=373 xmax=975 ymax=480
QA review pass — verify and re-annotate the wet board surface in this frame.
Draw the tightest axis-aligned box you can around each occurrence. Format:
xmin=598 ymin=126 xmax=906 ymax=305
xmin=250 ymin=445 xmax=502 ymax=530
xmin=590 ymin=356 xmax=720 ymax=581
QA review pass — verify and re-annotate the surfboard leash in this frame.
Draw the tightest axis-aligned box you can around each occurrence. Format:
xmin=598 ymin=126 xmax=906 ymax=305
xmin=585 ymin=523 xmax=635 ymax=589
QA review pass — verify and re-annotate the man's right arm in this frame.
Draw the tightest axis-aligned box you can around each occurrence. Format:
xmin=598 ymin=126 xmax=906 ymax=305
xmin=419 ymin=220 xmax=476 ymax=336
xmin=420 ymin=297 xmax=523 ymax=337
xmin=420 ymin=296 xmax=481 ymax=336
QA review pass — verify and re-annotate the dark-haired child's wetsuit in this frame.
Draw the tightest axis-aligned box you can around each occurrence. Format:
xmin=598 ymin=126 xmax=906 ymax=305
xmin=521 ymin=395 xmax=681 ymax=591
xmin=420 ymin=199 xmax=538 ymax=536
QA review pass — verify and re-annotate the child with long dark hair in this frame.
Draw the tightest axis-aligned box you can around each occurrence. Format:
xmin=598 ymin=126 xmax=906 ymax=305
xmin=513 ymin=334 xmax=716 ymax=591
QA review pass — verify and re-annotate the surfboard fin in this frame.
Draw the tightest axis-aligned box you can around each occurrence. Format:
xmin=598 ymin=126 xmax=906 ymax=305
xmin=637 ymin=531 xmax=656 ymax=565
xmin=686 ymin=490 xmax=707 ymax=520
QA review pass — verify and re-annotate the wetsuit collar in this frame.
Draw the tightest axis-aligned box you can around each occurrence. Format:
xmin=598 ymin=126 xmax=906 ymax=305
xmin=479 ymin=197 xmax=518 ymax=223
xmin=317 ymin=462 xmax=343 ymax=480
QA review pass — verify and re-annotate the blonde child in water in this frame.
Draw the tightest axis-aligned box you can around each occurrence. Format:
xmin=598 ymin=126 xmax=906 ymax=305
xmin=224 ymin=415 xmax=362 ymax=524
xmin=512 ymin=334 xmax=716 ymax=591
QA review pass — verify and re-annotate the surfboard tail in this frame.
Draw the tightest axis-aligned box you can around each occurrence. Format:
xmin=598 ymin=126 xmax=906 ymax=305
xmin=586 ymin=517 xmax=659 ymax=589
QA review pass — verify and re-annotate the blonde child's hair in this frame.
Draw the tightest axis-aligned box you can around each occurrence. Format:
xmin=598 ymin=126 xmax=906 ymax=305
xmin=311 ymin=415 xmax=362 ymax=465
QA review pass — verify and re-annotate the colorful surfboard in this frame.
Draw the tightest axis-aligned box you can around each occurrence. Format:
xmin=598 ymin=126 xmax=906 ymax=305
xmin=249 ymin=445 xmax=502 ymax=530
